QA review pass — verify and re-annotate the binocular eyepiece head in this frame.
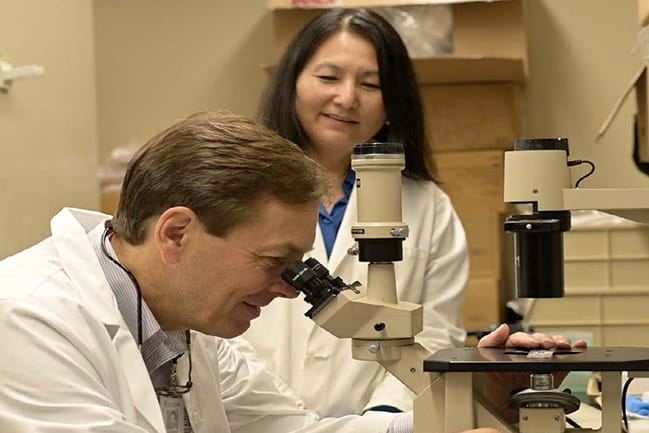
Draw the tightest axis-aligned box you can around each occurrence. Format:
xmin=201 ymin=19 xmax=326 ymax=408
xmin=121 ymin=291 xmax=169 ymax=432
xmin=281 ymin=258 xmax=347 ymax=318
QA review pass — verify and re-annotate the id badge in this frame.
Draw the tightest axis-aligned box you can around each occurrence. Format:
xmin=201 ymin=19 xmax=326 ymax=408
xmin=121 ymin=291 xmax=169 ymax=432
xmin=160 ymin=395 xmax=185 ymax=433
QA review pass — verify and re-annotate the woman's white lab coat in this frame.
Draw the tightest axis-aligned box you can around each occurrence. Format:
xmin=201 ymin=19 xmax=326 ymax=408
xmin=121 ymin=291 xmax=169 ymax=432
xmin=0 ymin=208 xmax=397 ymax=433
xmin=233 ymin=177 xmax=469 ymax=417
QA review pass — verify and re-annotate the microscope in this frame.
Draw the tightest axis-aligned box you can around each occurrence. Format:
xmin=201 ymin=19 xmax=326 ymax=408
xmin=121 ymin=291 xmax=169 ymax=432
xmin=282 ymin=142 xmax=440 ymax=431
xmin=282 ymin=139 xmax=649 ymax=433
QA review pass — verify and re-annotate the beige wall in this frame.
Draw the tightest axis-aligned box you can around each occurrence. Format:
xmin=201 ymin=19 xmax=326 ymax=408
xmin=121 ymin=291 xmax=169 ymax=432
xmin=0 ymin=0 xmax=271 ymax=259
xmin=526 ymin=0 xmax=649 ymax=189
xmin=0 ymin=0 xmax=98 ymax=259
xmin=93 ymin=0 xmax=272 ymax=162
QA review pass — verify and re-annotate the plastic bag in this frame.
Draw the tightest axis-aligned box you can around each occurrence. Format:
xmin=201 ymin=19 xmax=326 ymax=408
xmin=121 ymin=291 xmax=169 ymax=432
xmin=373 ymin=5 xmax=453 ymax=58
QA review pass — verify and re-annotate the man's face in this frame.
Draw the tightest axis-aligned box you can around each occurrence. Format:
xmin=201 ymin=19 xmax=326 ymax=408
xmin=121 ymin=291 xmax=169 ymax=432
xmin=170 ymin=198 xmax=317 ymax=338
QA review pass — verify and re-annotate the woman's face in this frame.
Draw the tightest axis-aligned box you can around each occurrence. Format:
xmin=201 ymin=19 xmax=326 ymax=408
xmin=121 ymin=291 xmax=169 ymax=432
xmin=295 ymin=31 xmax=387 ymax=157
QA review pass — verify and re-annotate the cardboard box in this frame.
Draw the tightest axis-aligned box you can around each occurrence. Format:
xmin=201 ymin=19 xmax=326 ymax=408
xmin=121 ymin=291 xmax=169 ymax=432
xmin=461 ymin=278 xmax=503 ymax=330
xmin=459 ymin=212 xmax=504 ymax=279
xmin=99 ymin=190 xmax=120 ymax=215
xmin=421 ymin=83 xmax=522 ymax=151
xmin=100 ymin=190 xmax=120 ymax=215
xmin=414 ymin=57 xmax=525 ymax=85
xmin=640 ymin=0 xmax=649 ymax=27
xmin=435 ymin=149 xmax=506 ymax=214
xmin=267 ymin=0 xmax=527 ymax=83
xmin=268 ymin=0 xmax=506 ymax=6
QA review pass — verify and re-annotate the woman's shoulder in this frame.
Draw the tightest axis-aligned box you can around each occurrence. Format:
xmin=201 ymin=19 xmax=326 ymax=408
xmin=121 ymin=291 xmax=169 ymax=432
xmin=401 ymin=176 xmax=460 ymax=226
xmin=401 ymin=176 xmax=450 ymax=202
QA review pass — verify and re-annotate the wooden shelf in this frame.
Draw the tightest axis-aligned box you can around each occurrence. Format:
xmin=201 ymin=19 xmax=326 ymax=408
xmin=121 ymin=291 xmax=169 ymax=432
xmin=413 ymin=56 xmax=525 ymax=84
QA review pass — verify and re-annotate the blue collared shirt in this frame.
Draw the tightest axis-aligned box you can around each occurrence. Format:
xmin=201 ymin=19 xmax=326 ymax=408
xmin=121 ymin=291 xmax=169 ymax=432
xmin=319 ymin=169 xmax=356 ymax=258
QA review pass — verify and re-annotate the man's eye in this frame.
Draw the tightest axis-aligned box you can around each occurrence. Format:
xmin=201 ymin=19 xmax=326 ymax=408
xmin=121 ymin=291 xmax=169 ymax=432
xmin=263 ymin=256 xmax=286 ymax=267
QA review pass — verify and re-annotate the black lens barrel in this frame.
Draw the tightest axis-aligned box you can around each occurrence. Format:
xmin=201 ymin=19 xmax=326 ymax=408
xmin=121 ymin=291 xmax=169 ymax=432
xmin=504 ymin=211 xmax=571 ymax=298
xmin=281 ymin=259 xmax=342 ymax=318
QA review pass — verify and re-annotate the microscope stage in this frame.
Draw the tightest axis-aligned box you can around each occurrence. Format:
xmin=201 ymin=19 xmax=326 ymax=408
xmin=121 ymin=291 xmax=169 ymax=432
xmin=424 ymin=347 xmax=649 ymax=372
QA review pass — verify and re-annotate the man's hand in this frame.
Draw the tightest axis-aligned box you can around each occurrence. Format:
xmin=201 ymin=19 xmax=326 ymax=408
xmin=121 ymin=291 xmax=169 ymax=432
xmin=478 ymin=323 xmax=588 ymax=350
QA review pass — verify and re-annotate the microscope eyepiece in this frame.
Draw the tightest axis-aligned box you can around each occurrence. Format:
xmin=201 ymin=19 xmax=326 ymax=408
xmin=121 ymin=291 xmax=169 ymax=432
xmin=282 ymin=259 xmax=351 ymax=318
xmin=282 ymin=261 xmax=319 ymax=295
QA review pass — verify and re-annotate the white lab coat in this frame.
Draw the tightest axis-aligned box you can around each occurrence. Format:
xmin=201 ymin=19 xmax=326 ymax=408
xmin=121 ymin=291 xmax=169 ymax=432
xmin=0 ymin=208 xmax=397 ymax=433
xmin=233 ymin=177 xmax=469 ymax=417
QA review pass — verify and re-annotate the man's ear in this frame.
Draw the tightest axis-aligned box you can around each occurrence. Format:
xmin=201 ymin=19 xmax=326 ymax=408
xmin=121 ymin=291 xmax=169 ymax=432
xmin=154 ymin=207 xmax=198 ymax=264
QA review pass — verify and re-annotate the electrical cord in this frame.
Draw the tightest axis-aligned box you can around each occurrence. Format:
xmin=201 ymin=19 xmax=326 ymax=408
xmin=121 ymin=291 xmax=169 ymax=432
xmin=622 ymin=377 xmax=635 ymax=432
xmin=101 ymin=220 xmax=143 ymax=347
xmin=561 ymin=388 xmax=583 ymax=429
xmin=568 ymin=159 xmax=596 ymax=188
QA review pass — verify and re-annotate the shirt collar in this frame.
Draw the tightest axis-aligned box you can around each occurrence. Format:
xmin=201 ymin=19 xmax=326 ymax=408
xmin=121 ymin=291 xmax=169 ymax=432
xmin=88 ymin=222 xmax=187 ymax=373
xmin=343 ymin=169 xmax=356 ymax=195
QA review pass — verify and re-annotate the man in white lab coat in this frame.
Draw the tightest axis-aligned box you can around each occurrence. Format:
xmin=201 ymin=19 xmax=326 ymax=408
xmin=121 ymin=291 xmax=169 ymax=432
xmin=0 ymin=110 xmax=570 ymax=433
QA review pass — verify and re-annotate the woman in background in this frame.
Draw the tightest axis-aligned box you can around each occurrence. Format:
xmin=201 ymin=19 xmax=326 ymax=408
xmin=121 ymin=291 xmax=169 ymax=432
xmin=232 ymin=7 xmax=468 ymax=418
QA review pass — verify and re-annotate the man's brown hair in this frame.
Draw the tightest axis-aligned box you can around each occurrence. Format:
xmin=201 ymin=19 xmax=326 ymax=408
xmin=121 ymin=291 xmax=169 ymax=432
xmin=112 ymin=110 xmax=327 ymax=244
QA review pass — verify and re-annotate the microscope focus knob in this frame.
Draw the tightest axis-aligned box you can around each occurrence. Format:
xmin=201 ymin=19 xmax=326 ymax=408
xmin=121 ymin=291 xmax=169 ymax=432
xmin=347 ymin=244 xmax=359 ymax=256
xmin=390 ymin=227 xmax=409 ymax=237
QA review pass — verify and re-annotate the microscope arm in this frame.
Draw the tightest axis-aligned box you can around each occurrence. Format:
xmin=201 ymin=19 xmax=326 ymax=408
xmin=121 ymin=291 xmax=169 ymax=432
xmin=562 ymin=188 xmax=649 ymax=223
xmin=504 ymin=148 xmax=649 ymax=223
xmin=372 ymin=342 xmax=434 ymax=394
xmin=308 ymin=285 xmax=510 ymax=433
xmin=375 ymin=344 xmax=518 ymax=433
xmin=377 ymin=343 xmax=517 ymax=433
